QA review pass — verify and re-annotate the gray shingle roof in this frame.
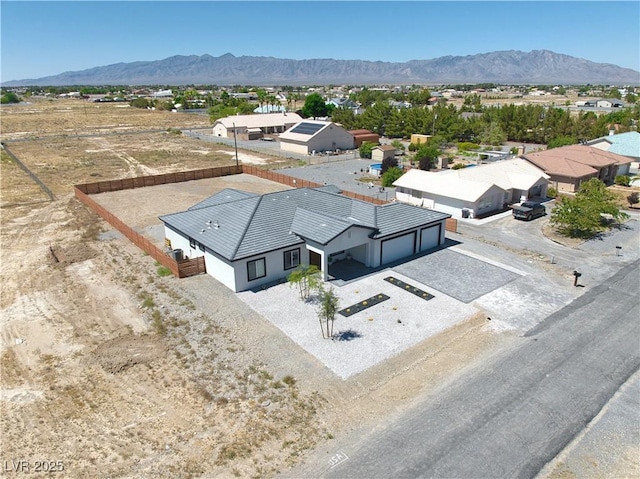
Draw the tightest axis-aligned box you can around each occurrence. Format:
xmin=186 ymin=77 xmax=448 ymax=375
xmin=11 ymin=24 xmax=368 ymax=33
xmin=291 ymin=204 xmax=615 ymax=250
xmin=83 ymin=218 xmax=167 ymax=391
xmin=188 ymin=188 xmax=257 ymax=210
xmin=160 ymin=187 xmax=450 ymax=261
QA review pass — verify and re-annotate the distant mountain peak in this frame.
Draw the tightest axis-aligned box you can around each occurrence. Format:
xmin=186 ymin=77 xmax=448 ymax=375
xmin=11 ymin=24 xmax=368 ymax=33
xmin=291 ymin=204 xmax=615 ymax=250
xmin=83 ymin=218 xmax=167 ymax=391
xmin=3 ymin=50 xmax=638 ymax=86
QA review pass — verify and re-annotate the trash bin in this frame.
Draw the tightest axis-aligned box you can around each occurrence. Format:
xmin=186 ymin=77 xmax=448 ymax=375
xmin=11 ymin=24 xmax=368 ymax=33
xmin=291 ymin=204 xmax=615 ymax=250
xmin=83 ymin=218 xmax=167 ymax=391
xmin=172 ymin=249 xmax=183 ymax=261
xmin=462 ymin=208 xmax=470 ymax=218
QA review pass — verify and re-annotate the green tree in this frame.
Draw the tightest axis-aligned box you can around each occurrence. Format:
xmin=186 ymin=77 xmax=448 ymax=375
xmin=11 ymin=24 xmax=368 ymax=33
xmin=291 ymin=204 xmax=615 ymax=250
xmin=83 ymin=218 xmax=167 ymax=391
xmin=381 ymin=156 xmax=398 ymax=174
xmin=615 ymin=175 xmax=630 ymax=186
xmin=625 ymin=93 xmax=637 ymax=104
xmin=331 ymin=106 xmax=357 ymax=129
xmin=415 ymin=144 xmax=440 ymax=171
xmin=0 ymin=91 xmax=20 ymax=104
xmin=547 ymin=136 xmax=577 ymax=149
xmin=130 ymin=97 xmax=152 ymax=109
xmin=287 ymin=264 xmax=321 ymax=301
xmin=390 ymin=140 xmax=405 ymax=151
xmin=550 ymin=178 xmax=629 ymax=238
xmin=302 ymin=93 xmax=329 ymax=119
xmin=359 ymin=141 xmax=377 ymax=159
xmin=316 ymin=285 xmax=340 ymax=339
xmin=381 ymin=166 xmax=403 ymax=187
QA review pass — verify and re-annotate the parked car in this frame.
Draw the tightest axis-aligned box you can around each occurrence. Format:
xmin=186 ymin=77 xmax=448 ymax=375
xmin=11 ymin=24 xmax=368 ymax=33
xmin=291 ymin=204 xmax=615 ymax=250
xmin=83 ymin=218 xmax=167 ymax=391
xmin=513 ymin=201 xmax=546 ymax=221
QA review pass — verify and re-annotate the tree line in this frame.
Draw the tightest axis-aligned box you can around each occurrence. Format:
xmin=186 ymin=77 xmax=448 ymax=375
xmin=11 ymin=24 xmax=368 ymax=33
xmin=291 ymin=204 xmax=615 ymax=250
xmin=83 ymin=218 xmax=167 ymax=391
xmin=331 ymin=99 xmax=639 ymax=146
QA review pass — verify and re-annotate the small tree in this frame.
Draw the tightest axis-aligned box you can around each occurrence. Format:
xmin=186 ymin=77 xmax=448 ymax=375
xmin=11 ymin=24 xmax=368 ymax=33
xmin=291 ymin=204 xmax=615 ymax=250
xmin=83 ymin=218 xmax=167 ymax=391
xmin=359 ymin=141 xmax=376 ymax=159
xmin=287 ymin=264 xmax=321 ymax=301
xmin=627 ymin=192 xmax=639 ymax=208
xmin=415 ymin=144 xmax=440 ymax=171
xmin=550 ymin=178 xmax=629 ymax=238
xmin=381 ymin=156 xmax=398 ymax=174
xmin=391 ymin=140 xmax=405 ymax=151
xmin=615 ymin=175 xmax=630 ymax=186
xmin=316 ymin=285 xmax=340 ymax=339
xmin=381 ymin=166 xmax=403 ymax=187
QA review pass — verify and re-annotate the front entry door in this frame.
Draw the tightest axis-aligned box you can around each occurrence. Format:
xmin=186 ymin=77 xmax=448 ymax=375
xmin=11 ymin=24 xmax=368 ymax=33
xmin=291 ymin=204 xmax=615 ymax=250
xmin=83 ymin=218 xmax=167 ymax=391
xmin=309 ymin=250 xmax=321 ymax=269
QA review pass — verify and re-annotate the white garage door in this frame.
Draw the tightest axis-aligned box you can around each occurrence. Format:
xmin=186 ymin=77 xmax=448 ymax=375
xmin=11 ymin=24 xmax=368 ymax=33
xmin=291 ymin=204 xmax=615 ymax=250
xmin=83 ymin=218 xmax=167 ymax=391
xmin=420 ymin=225 xmax=440 ymax=252
xmin=381 ymin=232 xmax=415 ymax=264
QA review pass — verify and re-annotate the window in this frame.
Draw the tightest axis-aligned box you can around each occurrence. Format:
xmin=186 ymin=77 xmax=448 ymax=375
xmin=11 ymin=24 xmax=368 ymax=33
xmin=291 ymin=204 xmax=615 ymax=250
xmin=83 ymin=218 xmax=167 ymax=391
xmin=198 ymin=242 xmax=205 ymax=252
xmin=284 ymin=248 xmax=300 ymax=270
xmin=247 ymin=258 xmax=266 ymax=281
xmin=189 ymin=237 xmax=196 ymax=249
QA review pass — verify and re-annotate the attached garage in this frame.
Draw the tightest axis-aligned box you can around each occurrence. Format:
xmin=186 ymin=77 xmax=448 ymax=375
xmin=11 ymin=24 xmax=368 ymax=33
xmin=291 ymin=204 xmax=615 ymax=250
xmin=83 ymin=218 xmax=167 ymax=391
xmin=420 ymin=225 xmax=441 ymax=252
xmin=381 ymin=232 xmax=416 ymax=264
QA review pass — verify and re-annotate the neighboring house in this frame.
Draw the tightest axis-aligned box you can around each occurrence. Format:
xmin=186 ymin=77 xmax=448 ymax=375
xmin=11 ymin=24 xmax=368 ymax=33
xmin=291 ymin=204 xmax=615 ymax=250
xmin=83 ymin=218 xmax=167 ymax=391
xmin=521 ymin=145 xmax=631 ymax=193
xmin=279 ymin=120 xmax=355 ymax=155
xmin=371 ymin=145 xmax=397 ymax=162
xmin=151 ymin=89 xmax=173 ymax=98
xmin=212 ymin=112 xmax=302 ymax=139
xmin=393 ymin=158 xmax=549 ymax=218
xmin=253 ymin=104 xmax=287 ymax=113
xmin=595 ymin=98 xmax=625 ymax=108
xmin=389 ymin=100 xmax=412 ymax=109
xmin=349 ymin=129 xmax=379 ymax=147
xmin=160 ymin=186 xmax=450 ymax=292
xmin=587 ymin=131 xmax=640 ymax=174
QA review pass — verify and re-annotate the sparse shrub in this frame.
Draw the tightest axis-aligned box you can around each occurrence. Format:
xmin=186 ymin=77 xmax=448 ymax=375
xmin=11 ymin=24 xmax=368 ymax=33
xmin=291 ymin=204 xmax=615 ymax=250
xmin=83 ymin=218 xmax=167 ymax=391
xmin=157 ymin=265 xmax=172 ymax=277
xmin=457 ymin=142 xmax=481 ymax=151
xmin=452 ymin=163 xmax=465 ymax=170
xmin=615 ymin=175 xmax=630 ymax=186
xmin=547 ymin=187 xmax=558 ymax=199
xmin=282 ymin=375 xmax=296 ymax=386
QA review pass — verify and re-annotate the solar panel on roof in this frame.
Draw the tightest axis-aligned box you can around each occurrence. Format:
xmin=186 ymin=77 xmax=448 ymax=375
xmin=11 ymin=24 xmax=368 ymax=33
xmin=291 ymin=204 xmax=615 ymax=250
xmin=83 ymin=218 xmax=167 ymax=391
xmin=290 ymin=122 xmax=325 ymax=135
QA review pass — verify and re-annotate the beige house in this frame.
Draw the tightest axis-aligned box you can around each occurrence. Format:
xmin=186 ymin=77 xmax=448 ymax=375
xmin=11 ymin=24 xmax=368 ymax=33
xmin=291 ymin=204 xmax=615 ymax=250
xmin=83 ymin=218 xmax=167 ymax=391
xmin=393 ymin=158 xmax=549 ymax=218
xmin=278 ymin=120 xmax=354 ymax=155
xmin=212 ymin=113 xmax=302 ymax=139
xmin=521 ymin=145 xmax=631 ymax=193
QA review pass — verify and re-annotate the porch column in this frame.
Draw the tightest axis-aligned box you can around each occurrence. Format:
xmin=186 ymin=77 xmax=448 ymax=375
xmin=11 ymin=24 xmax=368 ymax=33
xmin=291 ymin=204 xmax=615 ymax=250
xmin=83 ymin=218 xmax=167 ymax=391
xmin=322 ymin=254 xmax=329 ymax=281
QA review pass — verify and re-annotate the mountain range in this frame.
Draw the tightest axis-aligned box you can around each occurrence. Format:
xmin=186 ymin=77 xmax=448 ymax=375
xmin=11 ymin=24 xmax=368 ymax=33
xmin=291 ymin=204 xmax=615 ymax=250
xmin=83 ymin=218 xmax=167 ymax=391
xmin=4 ymin=50 xmax=639 ymax=86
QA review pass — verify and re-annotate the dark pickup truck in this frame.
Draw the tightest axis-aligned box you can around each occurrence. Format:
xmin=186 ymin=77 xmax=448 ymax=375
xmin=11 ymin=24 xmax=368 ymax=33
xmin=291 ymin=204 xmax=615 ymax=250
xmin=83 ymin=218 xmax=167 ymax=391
xmin=513 ymin=201 xmax=546 ymax=221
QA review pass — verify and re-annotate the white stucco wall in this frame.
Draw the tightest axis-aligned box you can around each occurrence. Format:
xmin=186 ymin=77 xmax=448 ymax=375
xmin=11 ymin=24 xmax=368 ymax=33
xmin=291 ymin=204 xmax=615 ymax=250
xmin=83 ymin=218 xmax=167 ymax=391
xmin=212 ymin=123 xmax=229 ymax=137
xmin=164 ymin=226 xmax=205 ymax=260
xmin=233 ymin=244 xmax=308 ymax=292
xmin=280 ymin=141 xmax=311 ymax=155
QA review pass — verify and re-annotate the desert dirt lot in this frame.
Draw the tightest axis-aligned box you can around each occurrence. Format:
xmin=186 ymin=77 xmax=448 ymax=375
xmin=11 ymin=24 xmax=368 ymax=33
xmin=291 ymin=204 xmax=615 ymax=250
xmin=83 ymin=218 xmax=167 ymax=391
xmin=0 ymin=99 xmax=500 ymax=478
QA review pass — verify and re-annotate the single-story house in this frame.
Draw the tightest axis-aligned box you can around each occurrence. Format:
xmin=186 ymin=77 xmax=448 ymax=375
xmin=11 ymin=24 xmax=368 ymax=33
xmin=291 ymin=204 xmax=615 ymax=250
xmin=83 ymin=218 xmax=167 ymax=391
xmin=521 ymin=145 xmax=631 ymax=193
xmin=595 ymin=99 xmax=625 ymax=108
xmin=253 ymin=104 xmax=287 ymax=114
xmin=371 ymin=145 xmax=397 ymax=162
xmin=349 ymin=129 xmax=379 ymax=147
xmin=160 ymin=186 xmax=450 ymax=292
xmin=393 ymin=158 xmax=549 ymax=218
xmin=279 ymin=120 xmax=355 ymax=155
xmin=212 ymin=112 xmax=302 ymax=139
xmin=587 ymin=131 xmax=639 ymax=174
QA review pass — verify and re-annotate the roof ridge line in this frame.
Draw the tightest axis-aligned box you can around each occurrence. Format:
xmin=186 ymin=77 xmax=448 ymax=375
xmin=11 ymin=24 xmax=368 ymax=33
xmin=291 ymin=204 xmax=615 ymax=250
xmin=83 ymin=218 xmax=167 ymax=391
xmin=230 ymin=196 xmax=262 ymax=259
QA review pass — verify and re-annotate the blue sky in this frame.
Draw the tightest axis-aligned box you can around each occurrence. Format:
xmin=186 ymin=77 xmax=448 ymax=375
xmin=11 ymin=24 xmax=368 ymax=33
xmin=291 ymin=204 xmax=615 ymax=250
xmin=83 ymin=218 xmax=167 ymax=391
xmin=1 ymin=1 xmax=639 ymax=82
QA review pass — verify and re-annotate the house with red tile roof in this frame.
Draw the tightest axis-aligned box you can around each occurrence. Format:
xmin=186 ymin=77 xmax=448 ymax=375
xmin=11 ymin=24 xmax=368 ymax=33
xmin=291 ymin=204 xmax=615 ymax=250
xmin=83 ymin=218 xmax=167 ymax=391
xmin=521 ymin=145 xmax=631 ymax=193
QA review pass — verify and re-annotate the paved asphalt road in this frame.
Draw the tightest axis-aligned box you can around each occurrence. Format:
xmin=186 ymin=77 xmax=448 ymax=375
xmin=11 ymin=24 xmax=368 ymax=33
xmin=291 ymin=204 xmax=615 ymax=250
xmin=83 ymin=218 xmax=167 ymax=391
xmin=286 ymin=260 xmax=639 ymax=479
